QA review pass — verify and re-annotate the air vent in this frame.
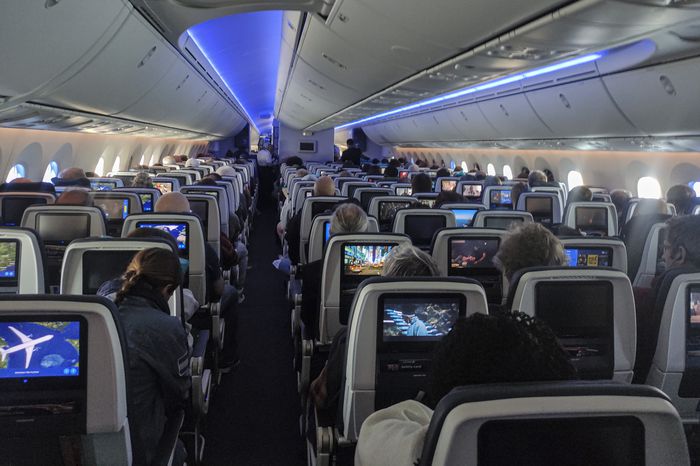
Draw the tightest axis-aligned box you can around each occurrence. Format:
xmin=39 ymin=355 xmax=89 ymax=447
xmin=321 ymin=53 xmax=347 ymax=70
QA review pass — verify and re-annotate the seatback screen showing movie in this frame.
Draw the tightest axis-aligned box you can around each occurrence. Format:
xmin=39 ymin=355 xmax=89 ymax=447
xmin=153 ymin=181 xmax=173 ymax=194
xmin=90 ymin=180 xmax=116 ymax=191
xmin=535 ymin=281 xmax=614 ymax=378
xmin=441 ymin=180 xmax=457 ymax=192
xmin=576 ymin=207 xmax=608 ymax=235
xmin=462 ymin=184 xmax=482 ymax=199
xmin=2 ymin=197 xmax=48 ymax=226
xmin=477 ymin=417 xmax=644 ymax=466
xmin=489 ymin=189 xmax=513 ymax=209
xmin=0 ymin=317 xmax=85 ymax=382
xmin=404 ymin=215 xmax=446 ymax=249
xmin=449 ymin=238 xmax=500 ymax=274
xmin=685 ymin=286 xmax=700 ymax=375
xmin=0 ymin=241 xmax=18 ymax=286
xmin=418 ymin=198 xmax=436 ymax=208
xmin=526 ymin=197 xmax=553 ymax=224
xmin=342 ymin=244 xmax=394 ymax=280
xmin=452 ymin=209 xmax=479 ymax=228
xmin=136 ymin=222 xmax=188 ymax=257
xmin=139 ymin=193 xmax=153 ymax=212
xmin=565 ymin=247 xmax=613 ymax=268
xmin=37 ymin=214 xmax=91 ymax=245
xmin=82 ymin=250 xmax=135 ymax=295
xmin=323 ymin=221 xmax=331 ymax=246
xmin=380 ymin=295 xmax=463 ymax=342
xmin=395 ymin=186 xmax=412 ymax=196
xmin=379 ymin=201 xmax=412 ymax=225
xmin=96 ymin=198 xmax=129 ymax=220
xmin=484 ymin=216 xmax=523 ymax=230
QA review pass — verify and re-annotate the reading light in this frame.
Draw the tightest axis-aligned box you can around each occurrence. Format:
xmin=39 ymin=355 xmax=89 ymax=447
xmin=335 ymin=53 xmax=602 ymax=130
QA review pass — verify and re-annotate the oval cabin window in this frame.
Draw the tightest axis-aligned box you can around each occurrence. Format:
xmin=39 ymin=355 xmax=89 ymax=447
xmin=94 ymin=157 xmax=105 ymax=177
xmin=503 ymin=165 xmax=513 ymax=180
xmin=568 ymin=171 xmax=584 ymax=190
xmin=487 ymin=164 xmax=496 ymax=176
xmin=42 ymin=161 xmax=58 ymax=183
xmin=637 ymin=176 xmax=662 ymax=199
xmin=6 ymin=164 xmax=26 ymax=182
xmin=112 ymin=156 xmax=121 ymax=173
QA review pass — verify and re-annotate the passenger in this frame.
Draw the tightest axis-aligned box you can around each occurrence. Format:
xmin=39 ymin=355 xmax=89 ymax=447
xmin=162 ymin=155 xmax=177 ymax=166
xmin=493 ymin=223 xmax=566 ymax=281
xmin=473 ymin=170 xmax=486 ymax=181
xmin=567 ymin=185 xmax=593 ymax=205
xmin=185 ymin=158 xmax=201 ymax=168
xmin=517 ymin=166 xmax=530 ymax=179
xmin=527 ymin=170 xmax=548 ymax=188
xmin=216 ymin=165 xmax=250 ymax=222
xmin=666 ymin=184 xmax=696 ymax=215
xmin=52 ymin=167 xmax=91 ymax=189
xmin=388 ymin=159 xmax=401 ymax=169
xmin=509 ymin=181 xmax=528 ymax=208
xmin=383 ymin=166 xmax=399 ymax=179
xmin=285 ymin=156 xmax=304 ymax=168
xmin=131 ymin=172 xmax=153 ymax=188
xmin=483 ymin=175 xmax=502 ymax=188
xmin=543 ymin=168 xmax=556 ymax=183
xmin=285 ymin=176 xmax=336 ymax=264
xmin=56 ymin=189 xmax=93 ymax=206
xmin=611 ymin=189 xmax=632 ymax=226
xmin=621 ymin=198 xmax=672 ymax=279
xmin=366 ymin=165 xmax=382 ymax=176
xmin=436 ymin=167 xmax=451 ymax=178
xmin=355 ymin=312 xmax=576 ymax=466
xmin=411 ymin=173 xmax=433 ymax=194
xmin=434 ymin=190 xmax=463 ymax=208
xmin=0 ymin=179 xmax=55 ymax=194
xmin=340 ymin=139 xmax=363 ymax=166
xmin=114 ymin=248 xmax=190 ymax=466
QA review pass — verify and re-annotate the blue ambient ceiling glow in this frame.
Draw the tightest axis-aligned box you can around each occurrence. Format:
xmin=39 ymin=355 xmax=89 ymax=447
xmin=336 ymin=53 xmax=603 ymax=130
xmin=187 ymin=11 xmax=284 ymax=133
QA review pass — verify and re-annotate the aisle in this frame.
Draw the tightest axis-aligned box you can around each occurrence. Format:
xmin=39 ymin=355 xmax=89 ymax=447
xmin=203 ymin=207 xmax=305 ymax=465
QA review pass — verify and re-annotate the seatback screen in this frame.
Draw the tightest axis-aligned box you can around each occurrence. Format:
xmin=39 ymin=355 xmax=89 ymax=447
xmin=379 ymin=201 xmax=412 ymax=224
xmin=484 ymin=216 xmax=523 ymax=230
xmin=2 ymin=197 xmax=48 ymax=226
xmin=489 ymin=189 xmax=513 ymax=209
xmin=380 ymin=295 xmax=463 ymax=343
xmin=82 ymin=250 xmax=135 ymax=295
xmin=153 ymin=181 xmax=173 ymax=194
xmin=342 ymin=244 xmax=394 ymax=279
xmin=441 ymin=180 xmax=457 ymax=192
xmin=395 ymin=186 xmax=412 ymax=196
xmin=360 ymin=191 xmax=386 ymax=212
xmin=564 ymin=247 xmax=613 ymax=268
xmin=452 ymin=209 xmax=478 ymax=228
xmin=323 ymin=221 xmax=331 ymax=247
xmin=189 ymin=200 xmax=209 ymax=229
xmin=526 ymin=197 xmax=553 ymax=224
xmin=139 ymin=193 xmax=153 ymax=212
xmin=37 ymin=214 xmax=91 ymax=245
xmin=136 ymin=222 xmax=188 ymax=257
xmin=685 ymin=286 xmax=700 ymax=372
xmin=535 ymin=281 xmax=614 ymax=379
xmin=96 ymin=198 xmax=129 ymax=220
xmin=347 ymin=184 xmax=368 ymax=199
xmin=462 ymin=184 xmax=482 ymax=199
xmin=449 ymin=238 xmax=500 ymax=274
xmin=477 ymin=417 xmax=644 ymax=466
xmin=404 ymin=215 xmax=446 ymax=249
xmin=0 ymin=241 xmax=19 ymax=286
xmin=576 ymin=207 xmax=608 ymax=235
xmin=398 ymin=171 xmax=409 ymax=181
xmin=311 ymin=201 xmax=340 ymax=218
xmin=90 ymin=180 xmax=116 ymax=191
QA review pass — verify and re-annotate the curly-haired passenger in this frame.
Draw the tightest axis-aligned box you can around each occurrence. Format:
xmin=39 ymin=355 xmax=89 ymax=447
xmin=493 ymin=222 xmax=567 ymax=280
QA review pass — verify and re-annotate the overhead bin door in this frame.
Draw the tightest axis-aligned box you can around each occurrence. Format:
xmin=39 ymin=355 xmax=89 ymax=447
xmin=478 ymin=94 xmax=553 ymax=140
xmin=444 ymin=103 xmax=501 ymax=141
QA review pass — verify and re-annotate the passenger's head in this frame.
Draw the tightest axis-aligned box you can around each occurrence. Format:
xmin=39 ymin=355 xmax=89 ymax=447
xmin=411 ymin=173 xmax=433 ymax=194
xmin=295 ymin=168 xmax=309 ymax=179
xmin=611 ymin=189 xmax=632 ymax=217
xmin=382 ymin=244 xmax=439 ymax=277
xmin=346 ymin=138 xmax=355 ymax=148
xmin=429 ymin=312 xmax=575 ymax=406
xmin=337 ymin=170 xmax=351 ymax=178
xmin=127 ymin=227 xmax=178 ymax=253
xmin=543 ymin=168 xmax=555 ymax=183
xmin=528 ymin=170 xmax=548 ymax=187
xmin=510 ymin=182 xmax=528 ymax=208
xmin=388 ymin=159 xmax=401 ymax=168
xmin=155 ymin=192 xmax=190 ymax=213
xmin=666 ymin=184 xmax=696 ymax=216
xmin=330 ymin=202 xmax=368 ymax=234
xmin=216 ymin=166 xmax=236 ymax=178
xmin=131 ymin=172 xmax=153 ymax=188
xmin=435 ymin=190 xmax=463 ymax=208
xmin=162 ymin=155 xmax=177 ymax=165
xmin=56 ymin=189 xmax=93 ymax=206
xmin=567 ymin=186 xmax=593 ymax=205
xmin=185 ymin=158 xmax=200 ymax=168
xmin=206 ymin=172 xmax=222 ymax=182
xmin=366 ymin=165 xmax=382 ymax=176
xmin=196 ymin=177 xmax=218 ymax=187
xmin=518 ymin=167 xmax=530 ymax=178
xmin=116 ymin=248 xmax=182 ymax=303
xmin=384 ymin=166 xmax=398 ymax=178
xmin=314 ymin=176 xmax=335 ymax=197
xmin=9 ymin=177 xmax=33 ymax=184
xmin=663 ymin=215 xmax=700 ymax=269
xmin=635 ymin=198 xmax=668 ymax=217
xmin=483 ymin=175 xmax=502 ymax=188
xmin=59 ymin=167 xmax=87 ymax=181
xmin=494 ymin=223 xmax=566 ymax=280
xmin=285 ymin=156 xmax=304 ymax=167
xmin=436 ymin=168 xmax=451 ymax=178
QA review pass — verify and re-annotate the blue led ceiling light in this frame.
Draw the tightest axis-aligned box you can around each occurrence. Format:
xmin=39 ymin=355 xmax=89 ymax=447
xmin=187 ymin=11 xmax=284 ymax=134
xmin=336 ymin=53 xmax=602 ymax=130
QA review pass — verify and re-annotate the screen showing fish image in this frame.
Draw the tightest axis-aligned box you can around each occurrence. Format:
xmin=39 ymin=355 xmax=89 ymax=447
xmin=565 ymin=247 xmax=613 ymax=268
xmin=0 ymin=241 xmax=18 ymax=283
xmin=441 ymin=179 xmax=457 ymax=192
xmin=379 ymin=201 xmax=412 ymax=224
xmin=686 ymin=287 xmax=700 ymax=371
xmin=0 ymin=319 xmax=82 ymax=379
xmin=526 ymin=197 xmax=553 ymax=224
xmin=90 ymin=180 xmax=116 ymax=191
xmin=342 ymin=244 xmax=394 ymax=278
xmin=576 ymin=207 xmax=608 ymax=234
xmin=535 ymin=281 xmax=614 ymax=378
xmin=139 ymin=193 xmax=153 ymax=212
xmin=395 ymin=186 xmax=413 ymax=196
xmin=82 ymin=250 xmax=134 ymax=295
xmin=153 ymin=181 xmax=173 ymax=194
xmin=97 ymin=198 xmax=129 ymax=220
xmin=37 ymin=214 xmax=90 ymax=245
xmin=449 ymin=238 xmax=499 ymax=273
xmin=489 ymin=189 xmax=513 ymax=209
xmin=136 ymin=222 xmax=188 ymax=256
xmin=381 ymin=296 xmax=461 ymax=342
xmin=452 ymin=209 xmax=478 ymax=228
xmin=483 ymin=216 xmax=523 ymax=230
xmin=2 ymin=197 xmax=47 ymax=226
xmin=462 ymin=184 xmax=482 ymax=199
xmin=404 ymin=215 xmax=446 ymax=249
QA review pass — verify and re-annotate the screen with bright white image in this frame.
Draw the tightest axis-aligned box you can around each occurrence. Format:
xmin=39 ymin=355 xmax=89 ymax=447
xmin=452 ymin=209 xmax=478 ymax=228
xmin=342 ymin=244 xmax=394 ymax=277
xmin=441 ymin=180 xmax=457 ymax=192
xmin=137 ymin=222 xmax=188 ymax=252
xmin=565 ymin=248 xmax=612 ymax=268
xmin=382 ymin=296 xmax=460 ymax=342
xmin=449 ymin=238 xmax=499 ymax=271
xmin=153 ymin=181 xmax=173 ymax=194
xmin=96 ymin=198 xmax=129 ymax=220
xmin=0 ymin=320 xmax=81 ymax=378
xmin=395 ymin=186 xmax=412 ymax=196
xmin=462 ymin=184 xmax=482 ymax=198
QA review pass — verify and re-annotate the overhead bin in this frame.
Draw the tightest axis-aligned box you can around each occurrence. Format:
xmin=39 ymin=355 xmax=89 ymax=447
xmin=0 ymin=0 xmax=127 ymax=98
xmin=443 ymin=103 xmax=502 ymax=141
xmin=477 ymin=94 xmax=553 ymax=139
xmin=526 ymin=78 xmax=641 ymax=138
xmin=405 ymin=111 xmax=461 ymax=142
xmin=603 ymin=56 xmax=700 ymax=136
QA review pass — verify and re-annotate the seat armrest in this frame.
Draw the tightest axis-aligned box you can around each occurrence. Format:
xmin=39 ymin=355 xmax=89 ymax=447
xmin=152 ymin=409 xmax=185 ymax=466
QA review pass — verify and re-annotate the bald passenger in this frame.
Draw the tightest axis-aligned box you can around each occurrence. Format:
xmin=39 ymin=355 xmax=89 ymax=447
xmin=314 ymin=175 xmax=335 ymax=196
xmin=53 ymin=167 xmax=91 ymax=188
xmin=155 ymin=191 xmax=191 ymax=213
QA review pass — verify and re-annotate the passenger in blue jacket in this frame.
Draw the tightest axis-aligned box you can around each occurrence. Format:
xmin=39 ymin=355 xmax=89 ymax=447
xmin=115 ymin=248 xmax=191 ymax=465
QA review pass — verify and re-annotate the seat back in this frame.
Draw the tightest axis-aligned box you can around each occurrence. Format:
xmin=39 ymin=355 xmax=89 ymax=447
xmin=151 ymin=177 xmax=181 ymax=194
xmin=216 ymin=179 xmax=239 ymax=215
xmin=319 ymin=233 xmax=412 ymax=344
xmin=368 ymin=196 xmax=417 ymax=232
xmin=0 ymin=228 xmax=44 ymax=294
xmin=419 ymin=382 xmax=688 ymax=466
xmin=472 ymin=210 xmax=533 ymax=230
xmin=113 ymin=187 xmax=160 ymax=213
xmin=564 ymin=201 xmax=618 ymax=236
xmin=390 ymin=182 xmax=413 ymax=196
xmin=456 ymin=181 xmax=484 ymax=202
xmin=289 ymin=180 xmax=315 ymax=208
xmin=180 ymin=186 xmax=229 ymax=236
xmin=178 ymin=169 xmax=201 ymax=182
xmin=508 ymin=267 xmax=636 ymax=382
xmin=89 ymin=177 xmax=124 ymax=191
xmin=307 ymin=215 xmax=380 ymax=263
xmin=393 ymin=209 xmax=456 ymax=251
xmin=516 ymin=192 xmax=563 ymax=225
xmin=560 ymin=237 xmax=628 ymax=274
xmin=531 ymin=185 xmax=566 ymax=210
xmin=341 ymin=181 xmax=375 ymax=198
xmin=353 ymin=187 xmax=393 ymax=212
xmin=21 ymin=206 xmax=107 ymax=243
xmin=435 ymin=177 xmax=460 ymax=193
xmin=414 ymin=192 xmax=439 ymax=208
xmin=0 ymin=192 xmax=56 ymax=226
xmin=432 ymin=228 xmax=506 ymax=305
xmin=633 ymin=222 xmax=667 ymax=288
xmin=483 ymin=186 xmax=514 ymax=210
xmin=626 ymin=199 xmax=676 ymax=223
xmin=299 ymin=196 xmax=345 ymax=264
xmin=182 ymin=194 xmax=221 ymax=256
xmin=293 ymin=187 xmax=315 ymax=215
xmin=91 ymin=192 xmax=142 ymax=237
xmin=647 ymin=272 xmax=700 ymax=423
xmin=341 ymin=277 xmax=488 ymax=442
xmin=592 ymin=193 xmax=612 ymax=203
xmin=107 ymin=171 xmax=138 ymax=186
xmin=439 ymin=203 xmax=486 ymax=228
xmin=0 ymin=296 xmax=132 ymax=465
xmin=122 ymin=213 xmax=207 ymax=304
xmin=159 ymin=172 xmax=191 ymax=188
